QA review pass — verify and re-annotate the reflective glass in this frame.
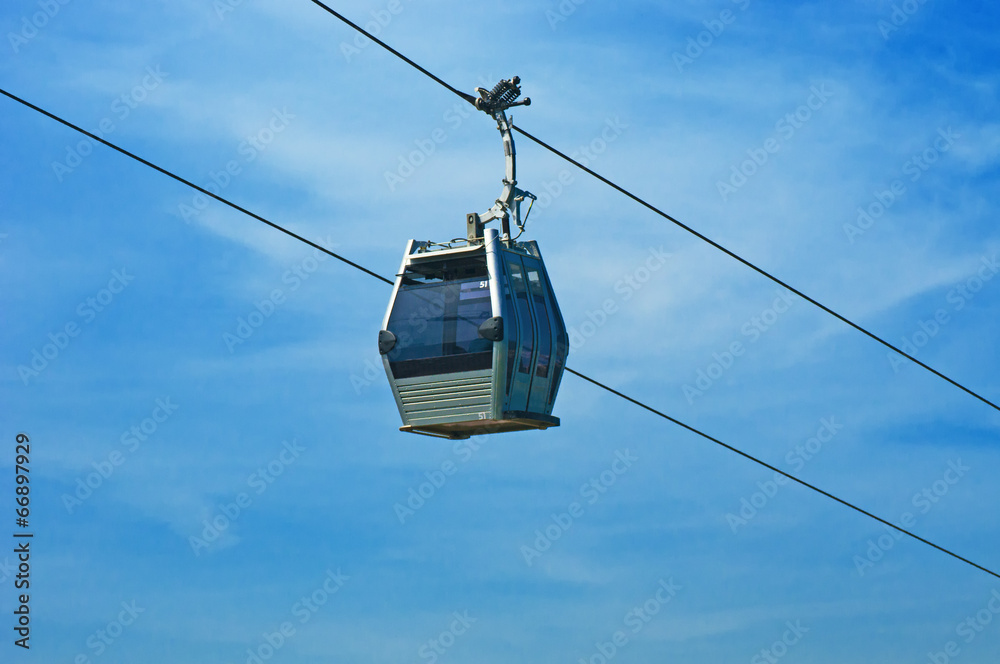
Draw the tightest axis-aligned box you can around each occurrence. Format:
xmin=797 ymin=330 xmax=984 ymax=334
xmin=507 ymin=260 xmax=534 ymax=374
xmin=527 ymin=267 xmax=551 ymax=378
xmin=386 ymin=276 xmax=492 ymax=378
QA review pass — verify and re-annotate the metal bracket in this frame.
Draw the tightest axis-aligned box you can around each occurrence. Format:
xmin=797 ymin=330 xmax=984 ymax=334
xmin=466 ymin=213 xmax=484 ymax=242
xmin=466 ymin=77 xmax=535 ymax=242
xmin=477 ymin=316 xmax=504 ymax=342
xmin=378 ymin=329 xmax=397 ymax=355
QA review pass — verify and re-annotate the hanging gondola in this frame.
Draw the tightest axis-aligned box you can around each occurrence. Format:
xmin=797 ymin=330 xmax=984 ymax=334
xmin=378 ymin=77 xmax=569 ymax=439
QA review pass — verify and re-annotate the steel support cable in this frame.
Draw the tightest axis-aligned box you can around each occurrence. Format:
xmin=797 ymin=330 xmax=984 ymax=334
xmin=565 ymin=368 xmax=1000 ymax=582
xmin=1 ymin=86 xmax=996 ymax=582
xmin=0 ymin=88 xmax=392 ymax=286
xmin=513 ymin=127 xmax=1000 ymax=415
xmin=308 ymin=0 xmax=476 ymax=106
xmin=306 ymin=1 xmax=1000 ymax=416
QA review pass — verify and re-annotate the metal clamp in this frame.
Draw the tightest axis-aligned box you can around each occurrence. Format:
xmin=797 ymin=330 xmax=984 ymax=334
xmin=474 ymin=76 xmax=531 ymax=116
xmin=466 ymin=77 xmax=535 ymax=242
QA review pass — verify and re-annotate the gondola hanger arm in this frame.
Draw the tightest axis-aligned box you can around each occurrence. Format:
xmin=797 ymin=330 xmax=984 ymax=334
xmin=467 ymin=77 xmax=534 ymax=243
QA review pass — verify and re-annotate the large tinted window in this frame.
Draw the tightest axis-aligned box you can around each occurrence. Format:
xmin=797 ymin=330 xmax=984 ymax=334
xmin=545 ymin=268 xmax=568 ymax=406
xmin=507 ymin=261 xmax=534 ymax=374
xmin=503 ymin=274 xmax=518 ymax=387
xmin=526 ymin=266 xmax=552 ymax=378
xmin=386 ymin=273 xmax=493 ymax=378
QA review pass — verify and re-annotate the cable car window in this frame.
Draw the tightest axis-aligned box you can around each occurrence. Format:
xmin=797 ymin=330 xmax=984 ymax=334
xmin=507 ymin=260 xmax=534 ymax=374
xmin=385 ymin=270 xmax=492 ymax=379
xmin=546 ymin=273 xmax=568 ymax=405
xmin=548 ymin=334 xmax=567 ymax=403
xmin=503 ymin=278 xmax=517 ymax=387
xmin=527 ymin=268 xmax=552 ymax=378
xmin=400 ymin=256 xmax=488 ymax=284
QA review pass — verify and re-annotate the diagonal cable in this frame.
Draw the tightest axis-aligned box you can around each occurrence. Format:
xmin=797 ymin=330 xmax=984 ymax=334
xmin=2 ymin=85 xmax=997 ymax=583
xmin=0 ymin=88 xmax=392 ymax=286
xmin=305 ymin=1 xmax=1000 ymax=416
xmin=566 ymin=367 xmax=1000 ymax=582
xmin=308 ymin=0 xmax=476 ymax=105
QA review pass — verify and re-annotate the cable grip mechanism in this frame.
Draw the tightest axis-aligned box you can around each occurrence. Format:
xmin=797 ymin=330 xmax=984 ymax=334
xmin=474 ymin=76 xmax=531 ymax=116
xmin=466 ymin=77 xmax=535 ymax=242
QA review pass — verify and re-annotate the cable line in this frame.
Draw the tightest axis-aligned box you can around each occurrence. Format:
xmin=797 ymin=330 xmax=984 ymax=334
xmin=566 ymin=368 xmax=1000 ymax=582
xmin=0 ymin=88 xmax=392 ymax=286
xmin=2 ymin=85 xmax=996 ymax=583
xmin=516 ymin=128 xmax=1000 ymax=412
xmin=308 ymin=0 xmax=476 ymax=106
xmin=306 ymin=2 xmax=1000 ymax=416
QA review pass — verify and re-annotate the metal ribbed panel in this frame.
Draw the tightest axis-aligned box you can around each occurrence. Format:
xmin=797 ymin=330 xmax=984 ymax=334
xmin=396 ymin=371 xmax=493 ymax=425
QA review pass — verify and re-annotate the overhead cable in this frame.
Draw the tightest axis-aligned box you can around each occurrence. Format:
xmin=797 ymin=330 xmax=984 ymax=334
xmin=1 ymin=85 xmax=995 ymax=582
xmin=306 ymin=0 xmax=1000 ymax=416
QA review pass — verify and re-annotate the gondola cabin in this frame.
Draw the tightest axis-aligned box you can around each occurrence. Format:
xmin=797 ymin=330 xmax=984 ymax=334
xmin=379 ymin=228 xmax=568 ymax=438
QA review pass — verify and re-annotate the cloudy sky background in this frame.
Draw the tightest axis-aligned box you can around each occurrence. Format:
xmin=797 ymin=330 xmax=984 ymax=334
xmin=2 ymin=0 xmax=999 ymax=662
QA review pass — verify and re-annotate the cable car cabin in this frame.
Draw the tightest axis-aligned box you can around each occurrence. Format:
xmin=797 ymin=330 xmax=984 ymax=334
xmin=378 ymin=228 xmax=568 ymax=439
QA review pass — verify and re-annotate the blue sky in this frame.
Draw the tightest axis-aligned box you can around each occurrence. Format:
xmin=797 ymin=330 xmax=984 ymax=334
xmin=2 ymin=0 xmax=1000 ymax=662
